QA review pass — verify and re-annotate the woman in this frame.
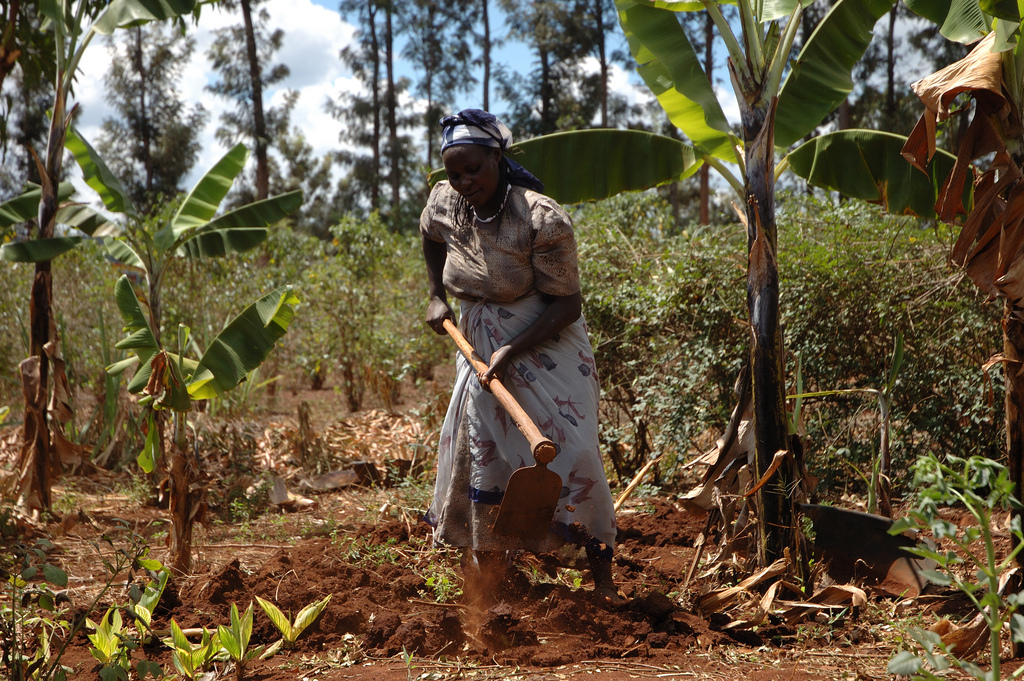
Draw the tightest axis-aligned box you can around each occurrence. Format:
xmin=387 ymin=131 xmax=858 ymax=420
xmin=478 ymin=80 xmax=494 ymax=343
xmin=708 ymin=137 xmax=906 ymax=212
xmin=421 ymin=109 xmax=621 ymax=604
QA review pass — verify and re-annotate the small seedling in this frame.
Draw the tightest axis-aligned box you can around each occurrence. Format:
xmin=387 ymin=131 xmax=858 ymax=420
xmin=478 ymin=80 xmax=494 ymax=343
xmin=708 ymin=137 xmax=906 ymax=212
xmin=127 ymin=562 xmax=169 ymax=646
xmin=217 ymin=602 xmax=262 ymax=681
xmin=256 ymin=594 xmax=331 ymax=657
xmin=164 ymin=621 xmax=222 ymax=680
xmin=87 ymin=608 xmax=131 ymax=680
xmin=888 ymin=454 xmax=1024 ymax=681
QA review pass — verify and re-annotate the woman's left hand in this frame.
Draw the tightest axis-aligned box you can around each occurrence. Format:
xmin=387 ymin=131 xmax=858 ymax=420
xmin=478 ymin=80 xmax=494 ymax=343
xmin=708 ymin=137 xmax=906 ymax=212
xmin=479 ymin=344 xmax=515 ymax=388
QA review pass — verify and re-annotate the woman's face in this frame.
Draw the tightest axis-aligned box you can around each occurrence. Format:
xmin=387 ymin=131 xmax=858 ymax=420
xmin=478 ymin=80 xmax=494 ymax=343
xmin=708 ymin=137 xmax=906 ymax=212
xmin=442 ymin=144 xmax=503 ymax=211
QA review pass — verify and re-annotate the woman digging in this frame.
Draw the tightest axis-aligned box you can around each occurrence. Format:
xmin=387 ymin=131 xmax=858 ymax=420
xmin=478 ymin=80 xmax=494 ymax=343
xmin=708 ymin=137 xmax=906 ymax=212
xmin=420 ymin=109 xmax=624 ymax=607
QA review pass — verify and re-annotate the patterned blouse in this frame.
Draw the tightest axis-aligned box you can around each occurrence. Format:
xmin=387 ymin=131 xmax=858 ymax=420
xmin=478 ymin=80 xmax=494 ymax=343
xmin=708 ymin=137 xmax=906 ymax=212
xmin=419 ymin=181 xmax=581 ymax=303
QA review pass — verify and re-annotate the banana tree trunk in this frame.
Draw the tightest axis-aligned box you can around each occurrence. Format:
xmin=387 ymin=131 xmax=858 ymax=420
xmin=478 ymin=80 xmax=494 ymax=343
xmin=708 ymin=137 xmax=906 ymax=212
xmin=17 ymin=77 xmax=69 ymax=512
xmin=741 ymin=95 xmax=792 ymax=566
xmin=168 ymin=424 xmax=196 ymax=575
xmin=1005 ymin=301 xmax=1024 ymax=568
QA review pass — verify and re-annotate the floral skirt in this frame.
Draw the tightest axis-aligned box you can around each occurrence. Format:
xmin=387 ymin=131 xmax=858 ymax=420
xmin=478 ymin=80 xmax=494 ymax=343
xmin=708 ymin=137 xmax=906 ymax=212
xmin=424 ymin=295 xmax=617 ymax=559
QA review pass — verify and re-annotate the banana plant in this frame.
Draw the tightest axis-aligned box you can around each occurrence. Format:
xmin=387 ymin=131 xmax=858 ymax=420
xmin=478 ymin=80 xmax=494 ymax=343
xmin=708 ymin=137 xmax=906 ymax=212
xmin=109 ymin=275 xmax=299 ymax=574
xmin=6 ymin=0 xmax=203 ymax=515
xmin=65 ymin=136 xmax=302 ymax=575
xmin=217 ymin=603 xmax=262 ymax=681
xmin=255 ymin=594 xmax=332 ymax=656
xmin=165 ymin=622 xmax=223 ymax=680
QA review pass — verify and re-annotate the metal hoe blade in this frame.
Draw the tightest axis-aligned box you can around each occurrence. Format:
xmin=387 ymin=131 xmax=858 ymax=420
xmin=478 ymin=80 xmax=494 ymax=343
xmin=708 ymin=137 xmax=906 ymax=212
xmin=492 ymin=461 xmax=562 ymax=540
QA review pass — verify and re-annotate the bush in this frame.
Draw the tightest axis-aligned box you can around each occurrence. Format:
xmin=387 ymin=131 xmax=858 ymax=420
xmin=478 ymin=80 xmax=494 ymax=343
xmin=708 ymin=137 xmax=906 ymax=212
xmin=574 ymin=192 xmax=1001 ymax=495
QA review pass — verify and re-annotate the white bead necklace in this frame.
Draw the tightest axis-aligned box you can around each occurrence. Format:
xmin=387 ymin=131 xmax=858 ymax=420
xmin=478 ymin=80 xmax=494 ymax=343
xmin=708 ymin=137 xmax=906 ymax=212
xmin=472 ymin=182 xmax=511 ymax=224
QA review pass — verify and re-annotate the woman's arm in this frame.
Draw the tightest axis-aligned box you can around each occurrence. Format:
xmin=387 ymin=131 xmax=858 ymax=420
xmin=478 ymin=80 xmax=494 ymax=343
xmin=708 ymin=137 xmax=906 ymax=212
xmin=423 ymin=236 xmax=454 ymax=334
xmin=480 ymin=291 xmax=582 ymax=383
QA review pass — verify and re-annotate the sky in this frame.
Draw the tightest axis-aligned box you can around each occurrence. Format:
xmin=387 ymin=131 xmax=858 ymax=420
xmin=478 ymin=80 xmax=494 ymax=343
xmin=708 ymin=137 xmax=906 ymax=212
xmin=68 ymin=0 xmax=678 ymax=196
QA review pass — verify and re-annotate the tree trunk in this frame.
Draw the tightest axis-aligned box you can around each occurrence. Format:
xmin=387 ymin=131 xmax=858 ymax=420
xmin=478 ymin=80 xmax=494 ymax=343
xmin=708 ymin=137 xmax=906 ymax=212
xmin=740 ymin=95 xmax=792 ymax=566
xmin=131 ymin=28 xmax=153 ymax=198
xmin=369 ymin=2 xmax=381 ymax=211
xmin=385 ymin=2 xmax=400 ymax=220
xmin=168 ymin=417 xmax=197 ymax=575
xmin=240 ymin=0 xmax=269 ymax=200
xmin=699 ymin=12 xmax=713 ymax=225
xmin=481 ymin=0 xmax=490 ymax=110
xmin=885 ymin=4 xmax=896 ymax=129
xmin=1005 ymin=301 xmax=1024 ymax=657
xmin=540 ymin=49 xmax=553 ymax=133
xmin=1005 ymin=301 xmax=1024 ymax=562
xmin=594 ymin=0 xmax=608 ymax=128
xmin=17 ymin=67 xmax=68 ymax=513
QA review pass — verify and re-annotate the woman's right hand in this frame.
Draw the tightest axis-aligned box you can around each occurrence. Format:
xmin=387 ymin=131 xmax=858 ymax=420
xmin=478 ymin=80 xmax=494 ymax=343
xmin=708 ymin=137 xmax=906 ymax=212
xmin=426 ymin=296 xmax=455 ymax=335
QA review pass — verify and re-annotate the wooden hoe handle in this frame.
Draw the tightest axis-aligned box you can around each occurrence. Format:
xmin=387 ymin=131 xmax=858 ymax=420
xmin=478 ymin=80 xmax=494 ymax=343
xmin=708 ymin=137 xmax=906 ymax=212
xmin=442 ymin=318 xmax=557 ymax=464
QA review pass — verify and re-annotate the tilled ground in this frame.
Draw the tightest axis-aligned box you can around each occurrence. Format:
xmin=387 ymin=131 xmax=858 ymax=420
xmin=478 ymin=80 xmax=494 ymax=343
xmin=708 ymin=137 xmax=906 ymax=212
xmin=37 ymin=493 xmax=905 ymax=681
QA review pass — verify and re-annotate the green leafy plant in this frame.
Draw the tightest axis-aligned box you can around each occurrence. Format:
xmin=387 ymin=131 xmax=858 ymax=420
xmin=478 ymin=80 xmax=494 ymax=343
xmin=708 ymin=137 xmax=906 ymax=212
xmin=126 ymin=563 xmax=170 ymax=646
xmin=255 ymin=594 xmax=331 ymax=657
xmin=888 ymin=454 xmax=1024 ymax=681
xmin=421 ymin=570 xmax=462 ymax=604
xmin=2 ymin=525 xmax=161 ymax=681
xmin=1 ymin=539 xmax=71 ymax=681
xmin=217 ymin=603 xmax=262 ymax=681
xmin=164 ymin=622 xmax=222 ymax=680
xmin=86 ymin=608 xmax=130 ymax=680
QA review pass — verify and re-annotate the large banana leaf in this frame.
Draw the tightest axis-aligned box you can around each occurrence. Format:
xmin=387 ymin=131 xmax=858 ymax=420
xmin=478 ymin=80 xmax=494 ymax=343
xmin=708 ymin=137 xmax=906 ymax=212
xmin=188 ymin=286 xmax=300 ymax=400
xmin=103 ymin=238 xmax=145 ymax=270
xmin=92 ymin=0 xmax=197 ymax=35
xmin=158 ymin=144 xmax=249 ymax=251
xmin=761 ymin=0 xmax=815 ymax=22
xmin=787 ymin=130 xmax=968 ymax=218
xmin=904 ymin=0 xmax=990 ymax=44
xmin=981 ymin=0 xmax=1020 ymax=21
xmin=66 ymin=126 xmax=138 ymax=218
xmin=56 ymin=203 xmax=113 ymax=236
xmin=0 ymin=237 xmax=82 ymax=262
xmin=510 ymin=130 xmax=701 ymax=204
xmin=775 ymin=0 xmax=894 ymax=148
xmin=179 ymin=228 xmax=270 ymax=258
xmin=0 ymin=182 xmax=75 ymax=229
xmin=174 ymin=190 xmax=302 ymax=257
xmin=616 ymin=0 xmax=734 ymax=160
xmin=112 ymin=275 xmax=159 ymax=393
xmin=426 ymin=130 xmax=701 ymax=204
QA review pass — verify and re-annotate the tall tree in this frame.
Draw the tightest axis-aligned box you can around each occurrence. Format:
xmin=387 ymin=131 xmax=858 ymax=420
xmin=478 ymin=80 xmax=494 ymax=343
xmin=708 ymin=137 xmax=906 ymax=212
xmin=97 ymin=23 xmax=207 ymax=215
xmin=498 ymin=0 xmax=594 ymax=135
xmin=335 ymin=0 xmax=383 ymax=212
xmin=399 ymin=0 xmax=475 ymax=168
xmin=333 ymin=0 xmax=420 ymax=228
xmin=478 ymin=0 xmax=492 ymax=110
xmin=206 ymin=0 xmax=289 ymax=200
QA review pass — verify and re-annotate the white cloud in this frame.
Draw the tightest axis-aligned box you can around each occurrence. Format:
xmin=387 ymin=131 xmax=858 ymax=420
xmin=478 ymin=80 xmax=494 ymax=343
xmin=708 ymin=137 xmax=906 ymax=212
xmin=68 ymin=0 xmax=356 ymax=198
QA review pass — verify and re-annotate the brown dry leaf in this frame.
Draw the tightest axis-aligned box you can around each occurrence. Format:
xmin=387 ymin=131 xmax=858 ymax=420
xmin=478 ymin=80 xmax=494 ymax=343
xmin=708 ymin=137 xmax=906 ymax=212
xmin=51 ymin=425 xmax=83 ymax=468
xmin=905 ymin=32 xmax=1004 ymax=171
xmin=779 ymin=584 xmax=867 ymax=625
xmin=48 ymin=357 xmax=74 ymax=425
xmin=938 ymin=612 xmax=988 ymax=659
xmin=697 ymin=557 xmax=787 ymax=614
xmin=269 ymin=474 xmax=316 ymax=511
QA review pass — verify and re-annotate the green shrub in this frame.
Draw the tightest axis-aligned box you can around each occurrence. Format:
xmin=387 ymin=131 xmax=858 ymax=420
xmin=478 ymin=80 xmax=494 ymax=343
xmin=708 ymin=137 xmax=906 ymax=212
xmin=574 ymin=192 xmax=1001 ymax=495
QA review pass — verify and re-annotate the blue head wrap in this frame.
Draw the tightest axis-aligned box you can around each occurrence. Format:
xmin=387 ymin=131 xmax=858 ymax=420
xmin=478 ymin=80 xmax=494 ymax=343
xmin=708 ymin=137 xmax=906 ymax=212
xmin=439 ymin=109 xmax=544 ymax=193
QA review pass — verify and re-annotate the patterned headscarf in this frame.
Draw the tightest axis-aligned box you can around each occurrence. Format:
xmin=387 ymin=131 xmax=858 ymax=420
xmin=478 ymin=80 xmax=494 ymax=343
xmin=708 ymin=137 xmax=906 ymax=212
xmin=439 ymin=109 xmax=544 ymax=193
